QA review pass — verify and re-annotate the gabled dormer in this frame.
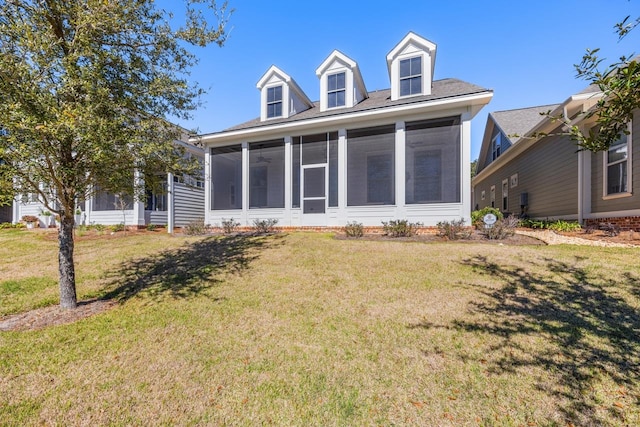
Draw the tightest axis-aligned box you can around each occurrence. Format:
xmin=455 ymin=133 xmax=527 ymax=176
xmin=315 ymin=50 xmax=368 ymax=112
xmin=386 ymin=32 xmax=437 ymax=101
xmin=256 ymin=65 xmax=313 ymax=122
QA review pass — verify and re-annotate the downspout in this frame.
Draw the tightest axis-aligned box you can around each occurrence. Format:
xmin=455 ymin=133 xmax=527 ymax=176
xmin=167 ymin=172 xmax=174 ymax=234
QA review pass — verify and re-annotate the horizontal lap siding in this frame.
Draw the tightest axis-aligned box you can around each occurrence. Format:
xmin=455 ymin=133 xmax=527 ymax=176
xmin=174 ymin=183 xmax=205 ymax=227
xmin=474 ymin=133 xmax=579 ymax=218
xmin=591 ymin=110 xmax=640 ymax=213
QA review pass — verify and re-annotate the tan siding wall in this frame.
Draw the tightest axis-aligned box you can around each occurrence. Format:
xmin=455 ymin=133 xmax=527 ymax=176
xmin=474 ymin=133 xmax=579 ymax=218
xmin=591 ymin=110 xmax=640 ymax=213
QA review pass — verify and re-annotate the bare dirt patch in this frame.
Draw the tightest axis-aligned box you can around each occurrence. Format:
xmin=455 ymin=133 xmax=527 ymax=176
xmin=0 ymin=299 xmax=116 ymax=332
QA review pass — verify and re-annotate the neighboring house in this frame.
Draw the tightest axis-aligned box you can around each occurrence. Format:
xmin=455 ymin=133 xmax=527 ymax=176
xmin=473 ymin=85 xmax=640 ymax=231
xmin=10 ymin=134 xmax=205 ymax=230
xmin=196 ymin=32 xmax=493 ymax=229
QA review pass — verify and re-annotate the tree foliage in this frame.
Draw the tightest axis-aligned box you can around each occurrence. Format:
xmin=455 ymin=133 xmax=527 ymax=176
xmin=564 ymin=15 xmax=639 ymax=152
xmin=0 ymin=0 xmax=232 ymax=308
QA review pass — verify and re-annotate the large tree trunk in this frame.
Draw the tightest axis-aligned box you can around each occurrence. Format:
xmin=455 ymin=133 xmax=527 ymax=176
xmin=58 ymin=214 xmax=77 ymax=309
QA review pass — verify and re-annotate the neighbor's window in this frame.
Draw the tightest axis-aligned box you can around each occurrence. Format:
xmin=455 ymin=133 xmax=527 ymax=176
xmin=327 ymin=72 xmax=346 ymax=108
xmin=502 ymin=179 xmax=508 ymax=211
xmin=399 ymin=56 xmax=422 ymax=97
xmin=605 ymin=125 xmax=632 ymax=196
xmin=347 ymin=125 xmax=395 ymax=206
xmin=490 ymin=185 xmax=496 ymax=208
xmin=210 ymin=145 xmax=243 ymax=210
xmin=266 ymin=85 xmax=283 ymax=118
xmin=145 ymin=177 xmax=168 ymax=212
xmin=491 ymin=133 xmax=502 ymax=161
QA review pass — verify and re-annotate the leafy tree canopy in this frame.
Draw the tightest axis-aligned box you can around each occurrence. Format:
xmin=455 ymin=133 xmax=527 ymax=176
xmin=565 ymin=15 xmax=639 ymax=152
xmin=0 ymin=0 xmax=232 ymax=308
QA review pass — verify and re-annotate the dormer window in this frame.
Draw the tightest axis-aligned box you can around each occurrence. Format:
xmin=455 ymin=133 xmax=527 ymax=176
xmin=399 ymin=57 xmax=422 ymax=97
xmin=387 ymin=32 xmax=436 ymax=101
xmin=327 ymin=72 xmax=346 ymax=108
xmin=266 ymin=86 xmax=283 ymax=118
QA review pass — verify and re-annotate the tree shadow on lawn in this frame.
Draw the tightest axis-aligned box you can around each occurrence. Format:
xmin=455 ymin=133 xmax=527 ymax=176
xmin=411 ymin=255 xmax=640 ymax=425
xmin=101 ymin=234 xmax=283 ymax=303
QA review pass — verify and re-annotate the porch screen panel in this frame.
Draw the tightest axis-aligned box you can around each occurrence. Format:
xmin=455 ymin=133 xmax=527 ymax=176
xmin=405 ymin=117 xmax=460 ymax=204
xmin=93 ymin=191 xmax=132 ymax=211
xmin=292 ymin=137 xmax=301 ymax=208
xmin=210 ymin=145 xmax=242 ymax=210
xmin=328 ymin=132 xmax=338 ymax=207
xmin=347 ymin=125 xmax=396 ymax=206
xmin=249 ymin=139 xmax=285 ymax=208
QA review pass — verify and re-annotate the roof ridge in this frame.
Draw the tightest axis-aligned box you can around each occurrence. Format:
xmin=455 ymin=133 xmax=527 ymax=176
xmin=491 ymin=103 xmax=560 ymax=114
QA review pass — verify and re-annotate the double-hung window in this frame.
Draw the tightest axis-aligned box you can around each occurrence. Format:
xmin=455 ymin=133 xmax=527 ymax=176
xmin=604 ymin=124 xmax=632 ymax=197
xmin=327 ymin=72 xmax=345 ymax=108
xmin=399 ymin=56 xmax=422 ymax=97
xmin=266 ymin=86 xmax=282 ymax=118
xmin=491 ymin=133 xmax=502 ymax=161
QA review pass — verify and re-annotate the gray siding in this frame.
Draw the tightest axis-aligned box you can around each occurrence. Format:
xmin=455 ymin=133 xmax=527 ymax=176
xmin=474 ymin=132 xmax=579 ymax=218
xmin=591 ymin=110 xmax=640 ymax=214
xmin=174 ymin=183 xmax=205 ymax=227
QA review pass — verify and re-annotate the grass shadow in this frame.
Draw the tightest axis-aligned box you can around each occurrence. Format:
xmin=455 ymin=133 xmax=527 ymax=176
xmin=101 ymin=234 xmax=282 ymax=302
xmin=412 ymin=254 xmax=640 ymax=425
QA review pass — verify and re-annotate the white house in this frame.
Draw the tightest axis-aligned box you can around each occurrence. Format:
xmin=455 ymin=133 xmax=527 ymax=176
xmin=10 ymin=135 xmax=205 ymax=231
xmin=196 ymin=32 xmax=493 ymax=229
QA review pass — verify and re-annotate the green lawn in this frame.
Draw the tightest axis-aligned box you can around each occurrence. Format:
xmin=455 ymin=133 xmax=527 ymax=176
xmin=1 ymin=229 xmax=639 ymax=426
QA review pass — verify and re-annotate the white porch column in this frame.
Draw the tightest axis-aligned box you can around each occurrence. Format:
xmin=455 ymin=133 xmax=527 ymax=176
xmin=395 ymin=121 xmax=406 ymax=218
xmin=204 ymin=147 xmax=211 ymax=226
xmin=84 ymin=195 xmax=91 ymax=225
xmin=338 ymin=128 xmax=347 ymax=222
xmin=167 ymin=172 xmax=175 ymax=234
xmin=132 ymin=170 xmax=145 ymax=227
xmin=461 ymin=112 xmax=472 ymax=224
xmin=12 ymin=197 xmax=20 ymax=224
xmin=242 ymin=142 xmax=249 ymax=226
xmin=284 ymin=136 xmax=292 ymax=226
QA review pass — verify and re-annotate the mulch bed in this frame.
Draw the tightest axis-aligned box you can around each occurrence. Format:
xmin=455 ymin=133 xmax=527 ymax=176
xmin=334 ymin=231 xmax=544 ymax=245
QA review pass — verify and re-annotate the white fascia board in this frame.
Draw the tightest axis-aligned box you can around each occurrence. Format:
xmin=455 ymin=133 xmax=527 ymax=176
xmin=197 ymin=91 xmax=493 ymax=146
xmin=315 ymin=50 xmax=356 ymax=76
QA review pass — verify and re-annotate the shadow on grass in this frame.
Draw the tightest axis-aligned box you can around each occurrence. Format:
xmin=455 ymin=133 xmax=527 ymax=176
xmin=101 ymin=234 xmax=282 ymax=302
xmin=412 ymin=254 xmax=640 ymax=425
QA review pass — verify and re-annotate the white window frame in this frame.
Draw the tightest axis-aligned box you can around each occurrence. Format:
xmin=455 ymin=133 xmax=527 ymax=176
xmin=603 ymin=121 xmax=632 ymax=200
xmin=327 ymin=72 xmax=346 ymax=109
xmin=399 ymin=56 xmax=422 ymax=97
xmin=266 ymin=85 xmax=283 ymax=119
xmin=481 ymin=190 xmax=485 ymax=201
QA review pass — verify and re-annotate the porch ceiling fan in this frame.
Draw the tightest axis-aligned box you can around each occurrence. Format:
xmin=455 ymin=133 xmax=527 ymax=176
xmin=255 ymin=145 xmax=272 ymax=163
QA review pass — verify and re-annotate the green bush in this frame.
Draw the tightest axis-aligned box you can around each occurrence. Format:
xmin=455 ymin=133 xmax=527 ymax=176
xmin=253 ymin=218 xmax=278 ymax=234
xmin=110 ymin=223 xmax=125 ymax=232
xmin=221 ymin=218 xmax=240 ymax=234
xmin=436 ymin=218 xmax=471 ymax=240
xmin=548 ymin=220 xmax=582 ymax=232
xmin=471 ymin=207 xmax=503 ymax=227
xmin=483 ymin=215 xmax=519 ymax=240
xmin=344 ymin=221 xmax=364 ymax=238
xmin=146 ymin=223 xmax=158 ymax=232
xmin=0 ymin=222 xmax=24 ymax=229
xmin=381 ymin=219 xmax=422 ymax=237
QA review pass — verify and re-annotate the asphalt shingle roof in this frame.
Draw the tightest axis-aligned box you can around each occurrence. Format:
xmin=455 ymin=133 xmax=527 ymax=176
xmin=491 ymin=104 xmax=561 ymax=144
xmin=215 ymin=78 xmax=491 ymax=135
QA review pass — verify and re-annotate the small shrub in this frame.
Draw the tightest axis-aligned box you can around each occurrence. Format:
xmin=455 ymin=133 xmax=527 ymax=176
xmin=110 ymin=223 xmax=125 ymax=232
xmin=483 ymin=215 xmax=519 ymax=240
xmin=436 ymin=218 xmax=471 ymax=240
xmin=146 ymin=223 xmax=158 ymax=232
xmin=548 ymin=220 xmax=582 ymax=232
xmin=599 ymin=222 xmax=620 ymax=237
xmin=92 ymin=223 xmax=106 ymax=232
xmin=253 ymin=218 xmax=279 ymax=234
xmin=381 ymin=219 xmax=422 ymax=237
xmin=344 ymin=221 xmax=364 ymax=238
xmin=184 ymin=218 xmax=210 ymax=236
xmin=221 ymin=218 xmax=240 ymax=234
xmin=471 ymin=207 xmax=503 ymax=227
xmin=0 ymin=222 xmax=23 ymax=229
